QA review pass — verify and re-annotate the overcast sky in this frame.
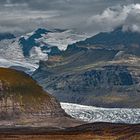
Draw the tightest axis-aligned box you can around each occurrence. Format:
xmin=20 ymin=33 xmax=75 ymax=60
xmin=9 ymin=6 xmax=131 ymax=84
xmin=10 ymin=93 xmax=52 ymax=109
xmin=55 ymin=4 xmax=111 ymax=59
xmin=0 ymin=0 xmax=140 ymax=35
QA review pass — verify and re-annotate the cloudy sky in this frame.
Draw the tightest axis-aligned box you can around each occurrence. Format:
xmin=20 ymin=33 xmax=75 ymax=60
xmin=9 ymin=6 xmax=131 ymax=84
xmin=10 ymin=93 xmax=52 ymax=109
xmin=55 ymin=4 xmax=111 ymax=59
xmin=0 ymin=0 xmax=140 ymax=35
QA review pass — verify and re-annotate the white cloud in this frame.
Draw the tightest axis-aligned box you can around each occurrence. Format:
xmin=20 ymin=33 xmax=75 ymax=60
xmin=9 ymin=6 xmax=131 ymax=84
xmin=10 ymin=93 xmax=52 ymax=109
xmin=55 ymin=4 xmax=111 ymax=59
xmin=4 ymin=3 xmax=28 ymax=7
xmin=87 ymin=4 xmax=140 ymax=33
xmin=0 ymin=1 xmax=140 ymax=35
xmin=0 ymin=10 xmax=59 ymax=34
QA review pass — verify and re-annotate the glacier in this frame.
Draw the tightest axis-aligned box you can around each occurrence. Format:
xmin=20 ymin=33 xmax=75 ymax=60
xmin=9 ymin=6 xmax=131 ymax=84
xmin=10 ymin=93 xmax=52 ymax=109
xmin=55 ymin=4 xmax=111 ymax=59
xmin=61 ymin=103 xmax=140 ymax=124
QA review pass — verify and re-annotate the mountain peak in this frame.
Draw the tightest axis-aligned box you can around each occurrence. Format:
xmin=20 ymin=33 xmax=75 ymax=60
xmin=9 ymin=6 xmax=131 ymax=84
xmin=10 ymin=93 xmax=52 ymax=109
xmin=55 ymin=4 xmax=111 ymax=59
xmin=35 ymin=28 xmax=51 ymax=35
xmin=113 ymin=26 xmax=123 ymax=32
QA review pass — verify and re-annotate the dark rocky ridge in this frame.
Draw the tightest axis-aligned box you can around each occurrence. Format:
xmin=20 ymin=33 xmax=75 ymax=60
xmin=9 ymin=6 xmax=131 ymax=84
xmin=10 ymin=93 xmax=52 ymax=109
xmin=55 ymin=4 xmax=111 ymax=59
xmin=19 ymin=28 xmax=62 ymax=57
xmin=33 ymin=61 xmax=139 ymax=107
xmin=0 ymin=33 xmax=15 ymax=41
xmin=19 ymin=28 xmax=51 ymax=57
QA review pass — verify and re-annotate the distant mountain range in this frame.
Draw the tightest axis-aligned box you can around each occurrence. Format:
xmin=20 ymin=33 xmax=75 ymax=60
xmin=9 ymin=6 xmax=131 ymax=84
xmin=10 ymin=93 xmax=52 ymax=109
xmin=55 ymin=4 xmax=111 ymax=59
xmin=1 ymin=27 xmax=140 ymax=107
xmin=33 ymin=27 xmax=140 ymax=108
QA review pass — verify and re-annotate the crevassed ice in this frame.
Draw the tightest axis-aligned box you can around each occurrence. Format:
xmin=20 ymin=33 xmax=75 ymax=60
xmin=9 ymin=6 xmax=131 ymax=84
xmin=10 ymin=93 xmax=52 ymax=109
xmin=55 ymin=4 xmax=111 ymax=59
xmin=61 ymin=102 xmax=140 ymax=124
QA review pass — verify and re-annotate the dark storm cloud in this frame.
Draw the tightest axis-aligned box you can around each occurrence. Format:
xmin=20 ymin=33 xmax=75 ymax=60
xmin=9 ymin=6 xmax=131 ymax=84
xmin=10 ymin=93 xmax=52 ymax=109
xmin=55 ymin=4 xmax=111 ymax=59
xmin=1 ymin=0 xmax=134 ymax=11
xmin=0 ymin=0 xmax=140 ymax=35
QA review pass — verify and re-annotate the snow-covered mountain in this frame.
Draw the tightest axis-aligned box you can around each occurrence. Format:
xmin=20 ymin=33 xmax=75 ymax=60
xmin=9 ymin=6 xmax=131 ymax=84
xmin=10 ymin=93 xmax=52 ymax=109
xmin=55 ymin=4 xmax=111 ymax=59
xmin=0 ymin=39 xmax=37 ymax=74
xmin=0 ymin=28 xmax=88 ymax=74
xmin=61 ymin=103 xmax=140 ymax=124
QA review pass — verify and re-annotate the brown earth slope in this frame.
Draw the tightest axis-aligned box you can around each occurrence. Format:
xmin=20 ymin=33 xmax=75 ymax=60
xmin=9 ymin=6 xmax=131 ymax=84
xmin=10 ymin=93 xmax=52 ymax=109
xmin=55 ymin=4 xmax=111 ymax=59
xmin=0 ymin=67 xmax=82 ymax=127
xmin=0 ymin=123 xmax=139 ymax=140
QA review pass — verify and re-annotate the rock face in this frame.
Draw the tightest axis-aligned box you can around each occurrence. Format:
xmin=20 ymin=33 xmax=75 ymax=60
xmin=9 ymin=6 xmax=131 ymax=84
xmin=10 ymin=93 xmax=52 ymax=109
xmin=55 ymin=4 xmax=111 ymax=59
xmin=33 ymin=61 xmax=140 ymax=107
xmin=0 ymin=68 xmax=71 ymax=126
xmin=0 ymin=33 xmax=15 ymax=41
xmin=19 ymin=28 xmax=51 ymax=57
xmin=33 ymin=28 xmax=140 ymax=108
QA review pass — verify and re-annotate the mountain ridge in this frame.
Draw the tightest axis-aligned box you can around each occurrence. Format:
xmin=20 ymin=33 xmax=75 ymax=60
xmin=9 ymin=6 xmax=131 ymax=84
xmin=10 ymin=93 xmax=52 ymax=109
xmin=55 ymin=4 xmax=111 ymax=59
xmin=74 ymin=27 xmax=140 ymax=48
xmin=33 ymin=27 xmax=140 ymax=108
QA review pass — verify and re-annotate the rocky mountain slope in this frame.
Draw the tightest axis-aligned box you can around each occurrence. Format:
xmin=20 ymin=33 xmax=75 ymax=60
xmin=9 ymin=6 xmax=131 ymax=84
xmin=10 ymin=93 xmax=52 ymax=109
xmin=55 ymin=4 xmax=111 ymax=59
xmin=33 ymin=28 xmax=140 ymax=108
xmin=0 ymin=67 xmax=82 ymax=127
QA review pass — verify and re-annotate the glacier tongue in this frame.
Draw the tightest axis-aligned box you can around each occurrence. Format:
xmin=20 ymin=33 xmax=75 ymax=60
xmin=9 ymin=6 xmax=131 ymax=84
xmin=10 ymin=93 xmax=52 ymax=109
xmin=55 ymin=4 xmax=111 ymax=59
xmin=0 ymin=57 xmax=37 ymax=74
xmin=61 ymin=103 xmax=140 ymax=124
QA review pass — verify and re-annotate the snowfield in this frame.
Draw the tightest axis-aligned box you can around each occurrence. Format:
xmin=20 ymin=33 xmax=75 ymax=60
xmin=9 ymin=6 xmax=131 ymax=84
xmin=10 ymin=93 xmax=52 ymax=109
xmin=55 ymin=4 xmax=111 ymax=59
xmin=43 ymin=29 xmax=88 ymax=50
xmin=61 ymin=102 xmax=140 ymax=124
